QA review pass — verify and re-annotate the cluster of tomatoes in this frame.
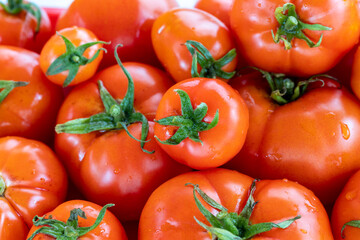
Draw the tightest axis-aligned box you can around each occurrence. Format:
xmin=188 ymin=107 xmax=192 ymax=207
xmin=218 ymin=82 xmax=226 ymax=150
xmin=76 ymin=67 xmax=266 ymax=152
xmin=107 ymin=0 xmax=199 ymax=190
xmin=2 ymin=0 xmax=360 ymax=239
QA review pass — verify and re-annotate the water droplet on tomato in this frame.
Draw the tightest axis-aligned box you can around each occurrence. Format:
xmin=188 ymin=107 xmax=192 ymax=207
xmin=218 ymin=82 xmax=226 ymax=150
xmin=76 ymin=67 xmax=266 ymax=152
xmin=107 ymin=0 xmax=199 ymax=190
xmin=114 ymin=169 xmax=120 ymax=174
xmin=31 ymin=170 xmax=36 ymax=175
xmin=40 ymin=178 xmax=45 ymax=182
xmin=300 ymin=229 xmax=308 ymax=234
xmin=345 ymin=191 xmax=357 ymax=200
xmin=340 ymin=122 xmax=350 ymax=140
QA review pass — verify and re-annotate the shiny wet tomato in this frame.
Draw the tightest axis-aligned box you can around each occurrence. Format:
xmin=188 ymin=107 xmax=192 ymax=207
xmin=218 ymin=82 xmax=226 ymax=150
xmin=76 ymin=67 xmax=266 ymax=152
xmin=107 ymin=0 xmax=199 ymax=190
xmin=154 ymin=77 xmax=249 ymax=169
xmin=195 ymin=0 xmax=233 ymax=28
xmin=152 ymin=8 xmax=238 ymax=82
xmin=139 ymin=168 xmax=333 ymax=239
xmin=56 ymin=0 xmax=178 ymax=69
xmin=0 ymin=46 xmax=63 ymax=144
xmin=0 ymin=136 xmax=67 ymax=239
xmin=27 ymin=200 xmax=128 ymax=239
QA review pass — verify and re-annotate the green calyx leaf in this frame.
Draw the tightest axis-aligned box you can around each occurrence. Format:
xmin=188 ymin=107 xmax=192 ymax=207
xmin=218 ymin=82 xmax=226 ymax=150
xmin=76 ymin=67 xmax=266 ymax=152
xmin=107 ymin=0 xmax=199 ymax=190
xmin=251 ymin=67 xmax=335 ymax=105
xmin=155 ymin=89 xmax=219 ymax=145
xmin=0 ymin=80 xmax=28 ymax=104
xmin=186 ymin=180 xmax=301 ymax=240
xmin=0 ymin=0 xmax=42 ymax=32
xmin=185 ymin=40 xmax=236 ymax=80
xmin=0 ymin=175 xmax=6 ymax=196
xmin=341 ymin=220 xmax=360 ymax=238
xmin=27 ymin=204 xmax=114 ymax=240
xmin=271 ymin=3 xmax=332 ymax=49
xmin=55 ymin=44 xmax=154 ymax=154
xmin=46 ymin=32 xmax=110 ymax=87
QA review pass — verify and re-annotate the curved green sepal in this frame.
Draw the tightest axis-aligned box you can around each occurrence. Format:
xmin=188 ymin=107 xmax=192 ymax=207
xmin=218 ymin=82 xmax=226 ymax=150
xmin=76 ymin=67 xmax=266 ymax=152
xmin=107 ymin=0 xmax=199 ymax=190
xmin=341 ymin=220 xmax=360 ymax=239
xmin=155 ymin=89 xmax=219 ymax=145
xmin=185 ymin=40 xmax=236 ymax=79
xmin=46 ymin=32 xmax=110 ymax=87
xmin=0 ymin=176 xmax=5 ymax=196
xmin=272 ymin=3 xmax=332 ymax=50
xmin=0 ymin=80 xmax=28 ymax=104
xmin=27 ymin=204 xmax=114 ymax=240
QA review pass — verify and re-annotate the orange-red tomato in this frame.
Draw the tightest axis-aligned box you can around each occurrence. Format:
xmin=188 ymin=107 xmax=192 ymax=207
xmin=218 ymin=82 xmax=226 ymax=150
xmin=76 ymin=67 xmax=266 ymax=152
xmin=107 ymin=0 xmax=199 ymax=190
xmin=152 ymin=8 xmax=238 ymax=82
xmin=0 ymin=136 xmax=67 ymax=239
xmin=350 ymin=45 xmax=360 ymax=99
xmin=230 ymin=0 xmax=360 ymax=76
xmin=139 ymin=169 xmax=333 ymax=239
xmin=27 ymin=200 xmax=128 ymax=240
xmin=56 ymin=0 xmax=178 ymax=69
xmin=40 ymin=26 xmax=105 ymax=87
xmin=332 ymin=169 xmax=360 ymax=239
xmin=195 ymin=0 xmax=233 ymax=28
xmin=0 ymin=46 xmax=63 ymax=144
xmin=154 ymin=78 xmax=249 ymax=169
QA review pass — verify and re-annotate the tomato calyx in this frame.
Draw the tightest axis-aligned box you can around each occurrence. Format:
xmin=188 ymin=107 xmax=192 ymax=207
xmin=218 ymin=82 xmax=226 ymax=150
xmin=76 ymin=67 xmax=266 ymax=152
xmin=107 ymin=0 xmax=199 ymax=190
xmin=46 ymin=32 xmax=110 ymax=87
xmin=0 ymin=0 xmax=42 ymax=32
xmin=186 ymin=180 xmax=301 ymax=240
xmin=0 ymin=80 xmax=28 ymax=104
xmin=55 ymin=44 xmax=153 ymax=154
xmin=342 ymin=220 xmax=360 ymax=238
xmin=271 ymin=3 xmax=332 ymax=50
xmin=155 ymin=89 xmax=219 ymax=145
xmin=185 ymin=40 xmax=236 ymax=80
xmin=0 ymin=176 xmax=5 ymax=196
xmin=27 ymin=203 xmax=114 ymax=240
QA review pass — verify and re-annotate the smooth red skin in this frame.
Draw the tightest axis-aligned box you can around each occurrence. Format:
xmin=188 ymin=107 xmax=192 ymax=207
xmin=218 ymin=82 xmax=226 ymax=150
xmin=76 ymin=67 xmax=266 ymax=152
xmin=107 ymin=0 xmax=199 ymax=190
xmin=225 ymin=72 xmax=360 ymax=209
xmin=195 ymin=0 xmax=234 ymax=28
xmin=56 ymin=0 xmax=178 ymax=69
xmin=152 ymin=8 xmax=238 ymax=83
xmin=40 ymin=26 xmax=104 ymax=87
xmin=44 ymin=8 xmax=63 ymax=34
xmin=230 ymin=0 xmax=360 ymax=76
xmin=139 ymin=169 xmax=333 ymax=239
xmin=0 ymin=46 xmax=63 ymax=144
xmin=350 ymin=46 xmax=360 ymax=100
xmin=55 ymin=63 xmax=189 ymax=221
xmin=27 ymin=200 xmax=128 ymax=240
xmin=154 ymin=78 xmax=249 ymax=170
xmin=0 ymin=7 xmax=51 ymax=53
xmin=332 ymin=170 xmax=360 ymax=239
xmin=0 ymin=137 xmax=68 ymax=239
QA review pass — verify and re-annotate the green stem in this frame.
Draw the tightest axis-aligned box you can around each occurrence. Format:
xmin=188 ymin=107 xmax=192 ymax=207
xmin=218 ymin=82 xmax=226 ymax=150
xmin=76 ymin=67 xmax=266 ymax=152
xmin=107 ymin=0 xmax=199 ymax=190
xmin=342 ymin=220 xmax=360 ymax=238
xmin=0 ymin=80 xmax=28 ymax=104
xmin=0 ymin=176 xmax=6 ymax=196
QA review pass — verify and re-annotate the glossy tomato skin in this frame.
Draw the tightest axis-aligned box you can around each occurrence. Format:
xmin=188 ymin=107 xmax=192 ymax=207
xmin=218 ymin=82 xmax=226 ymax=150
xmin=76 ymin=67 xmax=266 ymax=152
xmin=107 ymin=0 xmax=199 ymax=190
xmin=225 ymin=72 xmax=360 ymax=209
xmin=195 ymin=0 xmax=233 ymax=28
xmin=0 ymin=7 xmax=51 ymax=53
xmin=40 ymin=26 xmax=105 ymax=87
xmin=139 ymin=169 xmax=333 ymax=239
xmin=27 ymin=200 xmax=128 ymax=240
xmin=230 ymin=0 xmax=360 ymax=76
xmin=152 ymin=8 xmax=237 ymax=82
xmin=0 ymin=46 xmax=63 ymax=144
xmin=154 ymin=78 xmax=249 ymax=169
xmin=55 ymin=63 xmax=189 ymax=222
xmin=332 ymin=170 xmax=360 ymax=239
xmin=56 ymin=0 xmax=178 ymax=69
xmin=350 ymin=45 xmax=360 ymax=99
xmin=0 ymin=136 xmax=68 ymax=239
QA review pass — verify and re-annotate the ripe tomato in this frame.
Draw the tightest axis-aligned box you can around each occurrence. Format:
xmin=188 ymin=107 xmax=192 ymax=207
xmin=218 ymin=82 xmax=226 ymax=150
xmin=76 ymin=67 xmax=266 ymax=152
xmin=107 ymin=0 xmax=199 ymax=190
xmin=230 ymin=0 xmax=360 ymax=76
xmin=154 ymin=77 xmax=249 ymax=169
xmin=0 ymin=46 xmax=63 ymax=144
xmin=55 ymin=58 xmax=189 ymax=222
xmin=139 ymin=168 xmax=333 ymax=239
xmin=56 ymin=0 xmax=178 ymax=69
xmin=332 ymin=169 xmax=360 ymax=239
xmin=0 ymin=0 xmax=51 ymax=53
xmin=195 ymin=0 xmax=233 ymax=28
xmin=152 ymin=8 xmax=238 ymax=82
xmin=27 ymin=200 xmax=128 ymax=239
xmin=225 ymin=71 xmax=360 ymax=209
xmin=350 ymin=45 xmax=360 ymax=100
xmin=40 ymin=26 xmax=107 ymax=87
xmin=0 ymin=136 xmax=67 ymax=239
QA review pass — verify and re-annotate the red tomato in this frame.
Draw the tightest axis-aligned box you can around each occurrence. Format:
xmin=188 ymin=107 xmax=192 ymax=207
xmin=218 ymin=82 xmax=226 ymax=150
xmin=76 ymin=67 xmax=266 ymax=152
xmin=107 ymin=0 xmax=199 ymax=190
xmin=0 ymin=136 xmax=67 ymax=239
xmin=139 ymin=168 xmax=333 ymax=239
xmin=195 ymin=0 xmax=233 ymax=28
xmin=350 ymin=45 xmax=360 ymax=99
xmin=332 ymin=169 xmax=360 ymax=239
xmin=27 ymin=200 xmax=128 ymax=239
xmin=0 ymin=46 xmax=63 ymax=144
xmin=56 ymin=0 xmax=178 ymax=69
xmin=225 ymin=71 xmax=360 ymax=209
xmin=55 ymin=61 xmax=189 ymax=222
xmin=230 ymin=0 xmax=360 ymax=76
xmin=0 ymin=1 xmax=51 ymax=53
xmin=40 ymin=26 xmax=106 ymax=87
xmin=152 ymin=8 xmax=238 ymax=82
xmin=154 ymin=78 xmax=249 ymax=169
